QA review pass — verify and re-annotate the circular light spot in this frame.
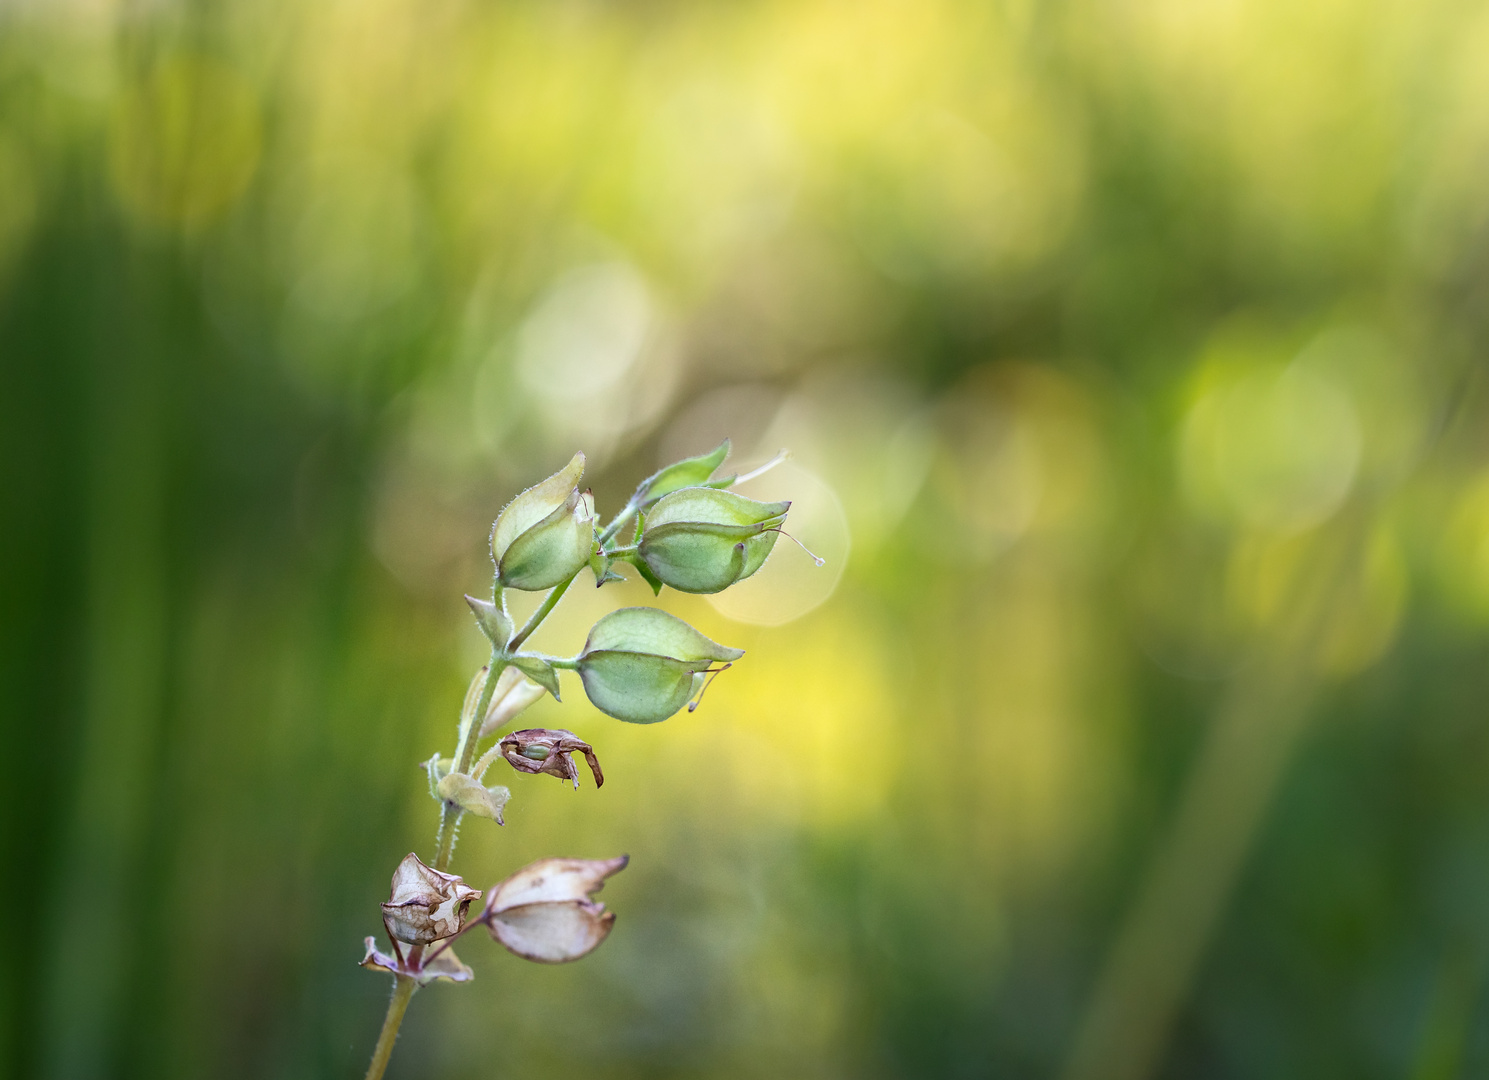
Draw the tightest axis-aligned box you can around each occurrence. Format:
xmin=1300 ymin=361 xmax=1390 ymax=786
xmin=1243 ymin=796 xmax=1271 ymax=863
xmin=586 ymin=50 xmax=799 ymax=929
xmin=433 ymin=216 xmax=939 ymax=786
xmin=706 ymin=461 xmax=849 ymax=627
xmin=1180 ymin=364 xmax=1361 ymax=533
xmin=515 ymin=261 xmax=679 ymax=447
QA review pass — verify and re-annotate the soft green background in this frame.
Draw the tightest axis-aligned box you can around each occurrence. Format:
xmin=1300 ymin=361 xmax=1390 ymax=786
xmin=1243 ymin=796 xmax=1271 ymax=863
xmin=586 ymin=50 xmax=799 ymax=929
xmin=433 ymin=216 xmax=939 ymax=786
xmin=5 ymin=1 xmax=1489 ymax=1078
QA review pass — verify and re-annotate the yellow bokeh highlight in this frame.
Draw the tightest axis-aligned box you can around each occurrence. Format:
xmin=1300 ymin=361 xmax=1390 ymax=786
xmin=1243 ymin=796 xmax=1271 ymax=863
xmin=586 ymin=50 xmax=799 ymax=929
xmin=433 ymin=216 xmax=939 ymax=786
xmin=1180 ymin=345 xmax=1360 ymax=535
xmin=713 ymin=605 xmax=898 ymax=831
xmin=109 ymin=55 xmax=261 ymax=230
xmin=1440 ymin=472 xmax=1489 ymax=619
xmin=1226 ymin=523 xmax=1407 ymax=677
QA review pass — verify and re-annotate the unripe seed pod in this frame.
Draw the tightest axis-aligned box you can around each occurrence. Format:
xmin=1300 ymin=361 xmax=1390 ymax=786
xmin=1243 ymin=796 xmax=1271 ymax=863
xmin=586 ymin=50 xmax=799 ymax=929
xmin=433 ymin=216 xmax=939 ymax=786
xmin=576 ymin=607 xmax=743 ymax=723
xmin=634 ymin=488 xmax=789 ymax=594
xmin=491 ymin=453 xmax=596 ymax=591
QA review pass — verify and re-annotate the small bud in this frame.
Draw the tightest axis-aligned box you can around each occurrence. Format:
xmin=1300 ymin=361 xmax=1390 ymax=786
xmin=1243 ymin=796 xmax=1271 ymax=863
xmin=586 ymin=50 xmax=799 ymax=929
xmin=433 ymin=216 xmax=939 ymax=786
xmin=633 ymin=488 xmax=790 ymax=594
xmin=589 ymin=546 xmax=625 ymax=587
xmin=436 ymin=772 xmax=512 ymax=823
xmin=484 ymin=855 xmax=628 ymax=963
xmin=477 ymin=665 xmax=547 ymax=738
xmin=380 ymin=853 xmax=482 ymax=945
xmin=466 ymin=594 xmax=513 ymax=649
xmin=499 ymin=728 xmax=604 ymax=789
xmin=576 ymin=607 xmax=743 ymax=723
xmin=491 ymin=453 xmax=596 ymax=591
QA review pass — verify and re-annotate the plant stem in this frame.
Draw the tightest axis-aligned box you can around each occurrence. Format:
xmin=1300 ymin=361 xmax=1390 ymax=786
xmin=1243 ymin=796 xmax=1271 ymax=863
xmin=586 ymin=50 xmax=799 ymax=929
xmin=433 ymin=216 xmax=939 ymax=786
xmin=598 ymin=507 xmax=633 ymax=545
xmin=471 ymin=744 xmax=502 ymax=781
xmin=430 ymin=572 xmax=578 ymax=872
xmin=366 ymin=654 xmax=505 ymax=1078
xmin=509 ymin=571 xmax=577 ymax=651
xmin=364 ymin=976 xmax=417 ymax=1080
xmin=432 ymin=655 xmax=506 ymax=872
xmin=364 ymin=570 xmax=581 ymax=1079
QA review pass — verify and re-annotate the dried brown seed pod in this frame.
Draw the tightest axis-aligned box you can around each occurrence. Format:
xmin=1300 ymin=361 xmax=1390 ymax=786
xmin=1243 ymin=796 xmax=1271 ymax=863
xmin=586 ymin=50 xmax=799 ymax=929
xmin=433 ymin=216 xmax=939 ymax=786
xmin=499 ymin=728 xmax=604 ymax=789
xmin=484 ymin=855 xmax=628 ymax=963
xmin=380 ymin=852 xmax=482 ymax=945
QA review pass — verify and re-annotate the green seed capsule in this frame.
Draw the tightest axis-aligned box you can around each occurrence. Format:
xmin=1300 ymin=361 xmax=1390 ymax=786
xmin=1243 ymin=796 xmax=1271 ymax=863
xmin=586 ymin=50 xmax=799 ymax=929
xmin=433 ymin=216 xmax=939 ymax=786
xmin=575 ymin=607 xmax=744 ymax=724
xmin=490 ymin=453 xmax=597 ymax=591
xmin=633 ymin=488 xmax=788 ymax=594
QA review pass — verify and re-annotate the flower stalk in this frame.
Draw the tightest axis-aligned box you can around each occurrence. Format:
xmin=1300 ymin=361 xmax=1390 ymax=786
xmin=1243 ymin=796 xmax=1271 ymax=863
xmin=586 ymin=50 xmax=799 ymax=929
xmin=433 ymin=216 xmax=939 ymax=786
xmin=433 ymin=655 xmax=506 ymax=872
xmin=510 ymin=569 xmax=577 ymax=652
xmin=364 ymin=976 xmax=416 ymax=1080
xmin=357 ymin=444 xmax=809 ymax=1078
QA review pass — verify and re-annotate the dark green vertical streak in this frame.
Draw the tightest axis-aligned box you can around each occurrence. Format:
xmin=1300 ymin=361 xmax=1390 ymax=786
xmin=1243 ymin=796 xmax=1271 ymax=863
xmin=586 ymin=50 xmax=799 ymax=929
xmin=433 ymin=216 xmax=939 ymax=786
xmin=19 ymin=189 xmax=184 ymax=1080
xmin=0 ymin=215 xmax=94 ymax=1079
xmin=110 ymin=241 xmax=193 ymax=1080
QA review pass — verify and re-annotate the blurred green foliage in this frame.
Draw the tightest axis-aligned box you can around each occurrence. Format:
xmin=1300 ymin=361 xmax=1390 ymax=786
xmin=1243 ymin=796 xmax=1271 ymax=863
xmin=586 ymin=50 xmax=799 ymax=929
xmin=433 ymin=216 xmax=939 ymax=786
xmin=4 ymin=1 xmax=1489 ymax=1078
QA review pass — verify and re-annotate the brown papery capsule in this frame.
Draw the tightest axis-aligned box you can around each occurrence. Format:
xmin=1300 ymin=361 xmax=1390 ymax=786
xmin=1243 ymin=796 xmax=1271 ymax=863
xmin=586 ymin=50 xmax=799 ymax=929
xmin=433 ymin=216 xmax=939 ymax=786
xmin=499 ymin=728 xmax=604 ymax=789
xmin=380 ymin=852 xmax=482 ymax=945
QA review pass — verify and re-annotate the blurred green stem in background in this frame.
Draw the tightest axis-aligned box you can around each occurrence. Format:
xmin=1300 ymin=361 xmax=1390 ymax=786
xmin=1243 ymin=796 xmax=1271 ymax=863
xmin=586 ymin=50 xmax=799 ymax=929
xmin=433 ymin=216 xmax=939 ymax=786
xmin=1062 ymin=521 xmax=1366 ymax=1080
xmin=1062 ymin=661 xmax=1315 ymax=1080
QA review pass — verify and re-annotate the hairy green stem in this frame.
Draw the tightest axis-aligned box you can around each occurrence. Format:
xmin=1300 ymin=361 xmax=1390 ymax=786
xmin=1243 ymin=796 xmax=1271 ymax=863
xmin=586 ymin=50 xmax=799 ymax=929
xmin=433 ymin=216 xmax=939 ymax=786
xmin=366 ymin=570 xmax=579 ymax=1080
xmin=433 ymin=654 xmax=506 ymax=872
xmin=363 ymin=655 xmax=504 ymax=1078
xmin=510 ymin=571 xmax=577 ymax=651
xmin=364 ymin=976 xmax=417 ymax=1080
xmin=471 ymin=743 xmax=504 ymax=781
xmin=599 ymin=505 xmax=637 ymax=545
xmin=431 ymin=571 xmax=579 ymax=871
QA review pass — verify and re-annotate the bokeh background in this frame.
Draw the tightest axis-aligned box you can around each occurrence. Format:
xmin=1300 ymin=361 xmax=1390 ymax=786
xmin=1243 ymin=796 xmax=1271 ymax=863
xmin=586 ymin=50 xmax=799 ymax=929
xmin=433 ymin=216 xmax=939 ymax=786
xmin=5 ymin=0 xmax=1489 ymax=1077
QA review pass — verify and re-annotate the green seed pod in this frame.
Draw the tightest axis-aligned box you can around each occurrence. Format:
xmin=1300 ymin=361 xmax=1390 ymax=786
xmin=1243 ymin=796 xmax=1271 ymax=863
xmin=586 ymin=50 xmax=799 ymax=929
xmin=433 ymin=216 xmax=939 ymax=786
xmin=490 ymin=453 xmax=596 ymax=590
xmin=576 ymin=607 xmax=743 ymax=723
xmin=635 ymin=488 xmax=789 ymax=594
